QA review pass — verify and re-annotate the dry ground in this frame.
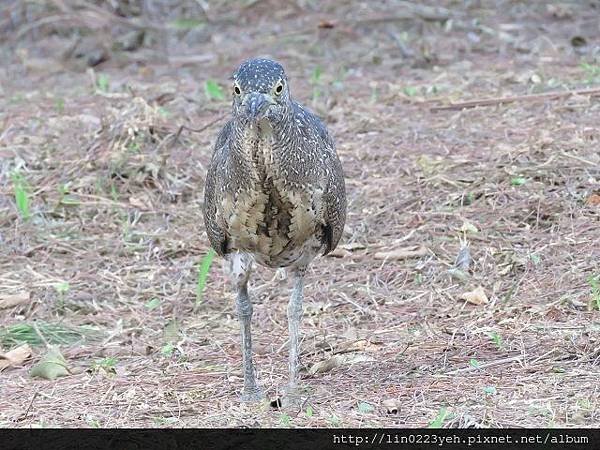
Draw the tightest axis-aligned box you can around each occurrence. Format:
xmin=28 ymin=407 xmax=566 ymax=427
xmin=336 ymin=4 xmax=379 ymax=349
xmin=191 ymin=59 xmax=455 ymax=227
xmin=1 ymin=1 xmax=599 ymax=427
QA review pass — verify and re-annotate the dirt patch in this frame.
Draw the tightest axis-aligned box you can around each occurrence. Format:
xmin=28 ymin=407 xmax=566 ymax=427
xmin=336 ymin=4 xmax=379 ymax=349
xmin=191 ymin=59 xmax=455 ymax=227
xmin=1 ymin=0 xmax=599 ymax=427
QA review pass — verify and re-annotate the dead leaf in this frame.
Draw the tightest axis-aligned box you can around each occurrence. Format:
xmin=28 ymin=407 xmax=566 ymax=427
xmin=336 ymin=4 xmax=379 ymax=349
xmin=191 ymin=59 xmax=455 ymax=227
xmin=318 ymin=20 xmax=336 ymax=29
xmin=571 ymin=36 xmax=587 ymax=48
xmin=0 ymin=344 xmax=32 ymax=372
xmin=304 ymin=301 xmax=330 ymax=316
xmin=373 ymin=246 xmax=428 ymax=260
xmin=459 ymin=286 xmax=489 ymax=306
xmin=309 ymin=355 xmax=344 ymax=374
xmin=547 ymin=4 xmax=573 ymax=19
xmin=530 ymin=73 xmax=542 ymax=84
xmin=341 ymin=242 xmax=367 ymax=251
xmin=448 ymin=268 xmax=469 ymax=282
xmin=129 ymin=194 xmax=152 ymax=210
xmin=30 ymin=346 xmax=70 ymax=380
xmin=328 ymin=242 xmax=367 ymax=258
xmin=382 ymin=398 xmax=400 ymax=415
xmin=416 ymin=154 xmax=443 ymax=175
xmin=460 ymin=220 xmax=478 ymax=234
xmin=586 ymin=194 xmax=600 ymax=206
xmin=309 ymin=353 xmax=374 ymax=375
xmin=327 ymin=248 xmax=352 ymax=258
xmin=0 ymin=291 xmax=30 ymax=310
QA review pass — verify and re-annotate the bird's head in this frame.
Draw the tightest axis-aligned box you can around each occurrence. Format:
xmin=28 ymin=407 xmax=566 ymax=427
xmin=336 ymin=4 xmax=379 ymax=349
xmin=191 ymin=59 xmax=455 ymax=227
xmin=231 ymin=58 xmax=291 ymax=124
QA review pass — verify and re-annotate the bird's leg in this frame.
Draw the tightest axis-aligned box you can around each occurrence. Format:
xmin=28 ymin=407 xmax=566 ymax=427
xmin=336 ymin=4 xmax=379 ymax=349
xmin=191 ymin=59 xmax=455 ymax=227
xmin=236 ymin=285 xmax=262 ymax=401
xmin=231 ymin=254 xmax=263 ymax=402
xmin=285 ymin=268 xmax=305 ymax=403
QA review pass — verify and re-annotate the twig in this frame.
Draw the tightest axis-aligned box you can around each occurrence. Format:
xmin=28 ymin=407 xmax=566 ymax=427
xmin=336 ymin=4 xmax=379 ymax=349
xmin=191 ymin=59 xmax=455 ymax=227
xmin=431 ymin=87 xmax=600 ymax=112
xmin=18 ymin=390 xmax=39 ymax=421
xmin=32 ymin=322 xmax=51 ymax=348
xmin=392 ymin=229 xmax=416 ymax=244
xmin=0 ymin=123 xmax=14 ymax=145
xmin=442 ymin=355 xmax=523 ymax=375
xmin=15 ymin=15 xmax=69 ymax=40
xmin=353 ymin=2 xmax=452 ymax=24
xmin=172 ymin=114 xmax=227 ymax=147
xmin=560 ymin=152 xmax=598 ymax=167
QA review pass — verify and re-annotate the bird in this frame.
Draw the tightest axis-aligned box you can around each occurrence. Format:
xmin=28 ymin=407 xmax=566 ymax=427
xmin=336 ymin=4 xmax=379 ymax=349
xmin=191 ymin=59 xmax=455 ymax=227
xmin=203 ymin=58 xmax=346 ymax=404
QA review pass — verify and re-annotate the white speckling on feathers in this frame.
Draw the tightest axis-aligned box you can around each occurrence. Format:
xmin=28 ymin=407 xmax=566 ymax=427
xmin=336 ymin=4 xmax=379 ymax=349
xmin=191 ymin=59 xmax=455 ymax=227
xmin=203 ymin=58 xmax=346 ymax=270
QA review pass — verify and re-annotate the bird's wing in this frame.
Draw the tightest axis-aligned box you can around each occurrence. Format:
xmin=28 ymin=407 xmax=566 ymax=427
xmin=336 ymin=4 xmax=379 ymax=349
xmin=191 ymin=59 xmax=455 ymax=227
xmin=203 ymin=120 xmax=233 ymax=255
xmin=321 ymin=144 xmax=347 ymax=255
xmin=297 ymin=105 xmax=347 ymax=255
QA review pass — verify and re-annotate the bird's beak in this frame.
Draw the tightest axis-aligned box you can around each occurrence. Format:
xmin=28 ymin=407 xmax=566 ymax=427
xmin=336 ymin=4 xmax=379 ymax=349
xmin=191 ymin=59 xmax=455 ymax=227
xmin=243 ymin=92 xmax=273 ymax=120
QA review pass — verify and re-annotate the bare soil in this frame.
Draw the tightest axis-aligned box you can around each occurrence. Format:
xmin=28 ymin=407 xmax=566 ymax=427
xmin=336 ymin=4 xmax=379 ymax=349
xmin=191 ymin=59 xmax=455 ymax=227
xmin=1 ymin=0 xmax=599 ymax=427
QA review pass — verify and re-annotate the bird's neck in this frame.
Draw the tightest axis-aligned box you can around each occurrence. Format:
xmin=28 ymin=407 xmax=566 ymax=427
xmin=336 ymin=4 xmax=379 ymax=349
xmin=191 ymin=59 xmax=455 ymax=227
xmin=231 ymin=119 xmax=274 ymax=181
xmin=243 ymin=118 xmax=274 ymax=139
xmin=233 ymin=103 xmax=294 ymax=149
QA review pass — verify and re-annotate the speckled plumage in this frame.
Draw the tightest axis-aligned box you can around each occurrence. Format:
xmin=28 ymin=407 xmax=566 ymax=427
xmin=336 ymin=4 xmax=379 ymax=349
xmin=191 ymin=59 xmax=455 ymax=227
xmin=202 ymin=58 xmax=346 ymax=403
xmin=204 ymin=58 xmax=346 ymax=268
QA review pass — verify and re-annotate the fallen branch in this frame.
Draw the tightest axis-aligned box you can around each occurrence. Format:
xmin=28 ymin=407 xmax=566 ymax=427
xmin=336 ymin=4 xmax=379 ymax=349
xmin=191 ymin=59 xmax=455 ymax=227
xmin=431 ymin=87 xmax=600 ymax=112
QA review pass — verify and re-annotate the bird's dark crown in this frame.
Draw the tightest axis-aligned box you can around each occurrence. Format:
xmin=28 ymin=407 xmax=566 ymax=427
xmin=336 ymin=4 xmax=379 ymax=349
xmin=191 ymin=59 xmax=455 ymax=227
xmin=233 ymin=58 xmax=286 ymax=93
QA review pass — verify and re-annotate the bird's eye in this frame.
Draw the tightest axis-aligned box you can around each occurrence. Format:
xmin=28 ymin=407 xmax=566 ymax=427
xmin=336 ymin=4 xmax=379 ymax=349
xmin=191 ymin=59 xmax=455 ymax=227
xmin=274 ymin=81 xmax=284 ymax=95
xmin=233 ymin=85 xmax=241 ymax=95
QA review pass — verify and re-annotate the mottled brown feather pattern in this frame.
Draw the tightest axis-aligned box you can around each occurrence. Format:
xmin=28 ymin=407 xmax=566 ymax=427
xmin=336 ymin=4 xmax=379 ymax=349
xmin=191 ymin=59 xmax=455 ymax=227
xmin=203 ymin=59 xmax=346 ymax=269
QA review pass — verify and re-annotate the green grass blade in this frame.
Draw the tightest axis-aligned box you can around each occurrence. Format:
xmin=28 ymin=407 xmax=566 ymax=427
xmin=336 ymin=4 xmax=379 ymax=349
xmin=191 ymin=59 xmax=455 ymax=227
xmin=96 ymin=74 xmax=109 ymax=93
xmin=204 ymin=80 xmax=225 ymax=101
xmin=310 ymin=66 xmax=322 ymax=85
xmin=428 ymin=407 xmax=449 ymax=428
xmin=0 ymin=322 xmax=101 ymax=348
xmin=511 ymin=176 xmax=527 ymax=186
xmin=589 ymin=274 xmax=600 ymax=310
xmin=169 ymin=18 xmax=203 ymax=30
xmin=11 ymin=172 xmax=30 ymax=220
xmin=196 ymin=249 xmax=216 ymax=305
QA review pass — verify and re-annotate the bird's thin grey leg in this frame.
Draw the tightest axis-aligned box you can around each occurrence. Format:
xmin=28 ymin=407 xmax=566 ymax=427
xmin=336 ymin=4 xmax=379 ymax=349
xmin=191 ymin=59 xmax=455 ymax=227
xmin=286 ymin=268 xmax=305 ymax=398
xmin=231 ymin=253 xmax=262 ymax=402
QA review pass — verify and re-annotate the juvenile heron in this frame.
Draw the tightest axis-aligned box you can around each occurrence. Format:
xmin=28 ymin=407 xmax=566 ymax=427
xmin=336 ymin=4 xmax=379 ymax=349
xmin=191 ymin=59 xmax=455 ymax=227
xmin=203 ymin=58 xmax=346 ymax=403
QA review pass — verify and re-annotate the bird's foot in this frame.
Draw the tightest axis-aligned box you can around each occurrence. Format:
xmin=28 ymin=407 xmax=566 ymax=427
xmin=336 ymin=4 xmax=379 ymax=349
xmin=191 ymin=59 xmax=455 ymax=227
xmin=279 ymin=383 xmax=307 ymax=409
xmin=240 ymin=385 xmax=264 ymax=403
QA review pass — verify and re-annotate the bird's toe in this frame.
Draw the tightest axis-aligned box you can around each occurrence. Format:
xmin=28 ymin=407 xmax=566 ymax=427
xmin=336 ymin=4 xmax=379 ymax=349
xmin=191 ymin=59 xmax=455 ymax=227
xmin=280 ymin=393 xmax=303 ymax=409
xmin=279 ymin=383 xmax=310 ymax=409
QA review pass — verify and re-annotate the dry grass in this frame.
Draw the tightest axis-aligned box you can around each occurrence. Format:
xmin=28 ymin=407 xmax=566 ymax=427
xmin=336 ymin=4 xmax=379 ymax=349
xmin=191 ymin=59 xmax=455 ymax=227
xmin=0 ymin=0 xmax=599 ymax=427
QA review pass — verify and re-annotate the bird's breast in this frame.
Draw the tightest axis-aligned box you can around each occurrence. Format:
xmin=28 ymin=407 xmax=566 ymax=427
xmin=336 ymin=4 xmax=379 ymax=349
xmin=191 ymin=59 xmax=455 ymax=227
xmin=221 ymin=122 xmax=325 ymax=265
